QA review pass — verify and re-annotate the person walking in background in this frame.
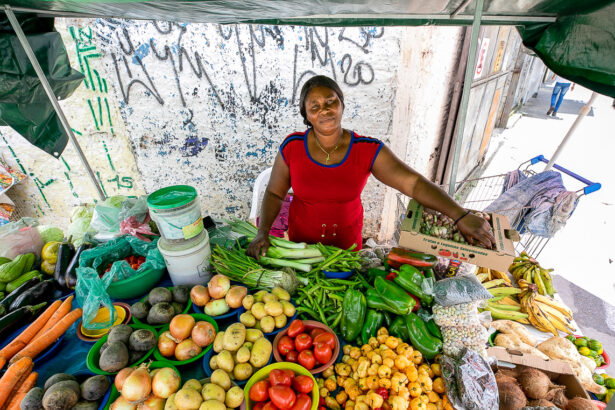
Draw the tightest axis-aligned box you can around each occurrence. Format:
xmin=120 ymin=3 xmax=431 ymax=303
xmin=547 ymin=74 xmax=575 ymax=117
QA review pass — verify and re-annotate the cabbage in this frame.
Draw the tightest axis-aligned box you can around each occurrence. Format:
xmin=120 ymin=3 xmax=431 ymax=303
xmin=37 ymin=225 xmax=64 ymax=244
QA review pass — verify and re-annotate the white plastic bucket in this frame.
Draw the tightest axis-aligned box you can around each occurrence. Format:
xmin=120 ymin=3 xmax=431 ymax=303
xmin=147 ymin=185 xmax=204 ymax=242
xmin=157 ymin=230 xmax=212 ymax=286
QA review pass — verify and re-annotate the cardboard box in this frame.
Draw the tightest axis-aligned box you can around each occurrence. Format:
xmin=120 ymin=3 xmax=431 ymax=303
xmin=398 ymin=199 xmax=517 ymax=272
xmin=487 ymin=347 xmax=591 ymax=400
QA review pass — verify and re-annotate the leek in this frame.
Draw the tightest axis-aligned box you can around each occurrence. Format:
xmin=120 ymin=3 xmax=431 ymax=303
xmin=266 ymin=246 xmax=321 ymax=260
xmin=258 ymin=256 xmax=312 ymax=273
xmin=229 ymin=219 xmax=307 ymax=249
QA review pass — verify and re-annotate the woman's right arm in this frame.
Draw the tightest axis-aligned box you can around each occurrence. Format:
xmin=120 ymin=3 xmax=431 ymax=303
xmin=246 ymin=152 xmax=291 ymax=258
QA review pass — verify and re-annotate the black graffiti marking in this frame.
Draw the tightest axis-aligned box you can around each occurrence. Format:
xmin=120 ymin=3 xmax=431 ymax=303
xmin=112 ymin=52 xmax=164 ymax=105
xmin=264 ymin=26 xmax=284 ymax=48
xmin=217 ymin=24 xmax=233 ymax=40
xmin=117 ymin=27 xmax=135 ymax=55
xmin=180 ymin=109 xmax=209 ymax=157
xmin=340 ymin=54 xmax=375 ymax=87
xmin=338 ymin=27 xmax=385 ymax=54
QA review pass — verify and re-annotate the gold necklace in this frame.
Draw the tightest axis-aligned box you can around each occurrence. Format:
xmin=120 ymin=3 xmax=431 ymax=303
xmin=314 ymin=132 xmax=343 ymax=164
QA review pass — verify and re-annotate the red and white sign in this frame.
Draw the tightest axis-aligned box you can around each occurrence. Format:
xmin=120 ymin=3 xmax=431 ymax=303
xmin=474 ymin=38 xmax=490 ymax=79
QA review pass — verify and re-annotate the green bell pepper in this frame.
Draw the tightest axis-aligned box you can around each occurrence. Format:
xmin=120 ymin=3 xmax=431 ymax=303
xmin=366 ymin=288 xmax=402 ymax=315
xmin=389 ymin=316 xmax=409 ymax=340
xmin=404 ymin=313 xmax=442 ymax=359
xmin=367 ymin=268 xmax=387 ymax=281
xmin=374 ymin=277 xmax=415 ymax=315
xmin=425 ymin=318 xmax=442 ymax=340
xmin=393 ymin=266 xmax=434 ymax=306
xmin=340 ymin=289 xmax=366 ymax=342
xmin=382 ymin=311 xmax=393 ymax=328
xmin=422 ymin=268 xmax=436 ymax=280
xmin=361 ymin=309 xmax=384 ymax=345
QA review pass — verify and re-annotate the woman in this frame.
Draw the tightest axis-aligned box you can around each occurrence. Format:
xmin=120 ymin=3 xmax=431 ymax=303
xmin=247 ymin=75 xmax=494 ymax=257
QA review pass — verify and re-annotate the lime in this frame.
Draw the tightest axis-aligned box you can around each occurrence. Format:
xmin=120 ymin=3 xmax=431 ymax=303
xmin=565 ymin=335 xmax=576 ymax=343
xmin=589 ymin=339 xmax=603 ymax=351
xmin=596 ymin=392 xmax=606 ymax=401
xmin=575 ymin=338 xmax=588 ymax=348
xmin=590 ymin=350 xmax=600 ymax=358
xmin=594 ymin=374 xmax=606 ymax=385
xmin=605 ymin=378 xmax=615 ymax=389
xmin=595 ymin=357 xmax=604 ymax=367
xmin=578 ymin=347 xmax=591 ymax=356
xmin=598 ymin=347 xmax=604 ymax=355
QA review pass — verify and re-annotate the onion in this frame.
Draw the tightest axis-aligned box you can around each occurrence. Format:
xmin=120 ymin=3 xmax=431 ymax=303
xmin=152 ymin=367 xmax=181 ymax=398
xmin=208 ymin=275 xmax=230 ymax=299
xmin=111 ymin=396 xmax=137 ymax=410
xmin=191 ymin=321 xmax=216 ymax=348
xmin=190 ymin=286 xmax=210 ymax=307
xmin=115 ymin=367 xmax=135 ymax=392
xmin=121 ymin=365 xmax=152 ymax=402
xmin=136 ymin=395 xmax=165 ymax=410
xmin=175 ymin=339 xmax=202 ymax=361
xmin=158 ymin=331 xmax=178 ymax=358
xmin=225 ymin=286 xmax=247 ymax=308
xmin=169 ymin=314 xmax=196 ymax=341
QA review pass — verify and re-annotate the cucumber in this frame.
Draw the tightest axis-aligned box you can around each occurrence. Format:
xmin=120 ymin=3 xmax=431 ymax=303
xmin=6 ymin=271 xmax=42 ymax=293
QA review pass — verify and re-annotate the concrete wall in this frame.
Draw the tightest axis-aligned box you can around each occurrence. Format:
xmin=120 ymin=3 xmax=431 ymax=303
xmin=0 ymin=19 xmax=462 ymax=241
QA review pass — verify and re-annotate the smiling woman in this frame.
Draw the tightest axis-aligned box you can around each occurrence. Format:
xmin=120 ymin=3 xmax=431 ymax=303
xmin=247 ymin=75 xmax=496 ymax=257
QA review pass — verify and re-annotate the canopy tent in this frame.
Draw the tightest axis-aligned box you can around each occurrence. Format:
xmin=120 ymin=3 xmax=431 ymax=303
xmin=1 ymin=0 xmax=613 ymax=199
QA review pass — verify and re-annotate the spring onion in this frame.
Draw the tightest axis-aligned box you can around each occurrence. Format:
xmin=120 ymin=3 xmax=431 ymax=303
xmin=229 ymin=219 xmax=307 ymax=249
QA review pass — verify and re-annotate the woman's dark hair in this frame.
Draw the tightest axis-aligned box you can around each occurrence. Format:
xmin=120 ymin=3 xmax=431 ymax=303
xmin=299 ymin=75 xmax=345 ymax=126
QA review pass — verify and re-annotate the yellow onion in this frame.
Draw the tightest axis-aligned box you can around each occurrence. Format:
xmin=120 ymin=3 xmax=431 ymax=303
xmin=136 ymin=395 xmax=165 ymax=410
xmin=115 ymin=367 xmax=135 ymax=392
xmin=111 ymin=396 xmax=137 ymax=410
xmin=191 ymin=321 xmax=216 ymax=348
xmin=169 ymin=314 xmax=195 ymax=341
xmin=190 ymin=286 xmax=210 ymax=307
xmin=151 ymin=367 xmax=180 ymax=398
xmin=158 ymin=331 xmax=178 ymax=358
xmin=207 ymin=275 xmax=230 ymax=299
xmin=175 ymin=339 xmax=202 ymax=361
xmin=121 ymin=364 xmax=151 ymax=402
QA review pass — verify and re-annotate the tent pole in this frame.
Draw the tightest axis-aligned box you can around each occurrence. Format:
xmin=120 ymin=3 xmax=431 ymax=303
xmin=447 ymin=0 xmax=484 ymax=196
xmin=4 ymin=5 xmax=106 ymax=201
xmin=544 ymin=91 xmax=598 ymax=170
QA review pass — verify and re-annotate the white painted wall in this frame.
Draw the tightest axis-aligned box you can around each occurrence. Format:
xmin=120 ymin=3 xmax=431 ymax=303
xmin=0 ymin=19 xmax=462 ymax=240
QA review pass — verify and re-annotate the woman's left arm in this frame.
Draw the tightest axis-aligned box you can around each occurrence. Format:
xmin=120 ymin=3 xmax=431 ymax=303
xmin=371 ymin=145 xmax=495 ymax=248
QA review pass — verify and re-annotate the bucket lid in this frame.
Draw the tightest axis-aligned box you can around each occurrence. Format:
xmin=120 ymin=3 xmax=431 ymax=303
xmin=158 ymin=229 xmax=209 ymax=254
xmin=147 ymin=185 xmax=197 ymax=209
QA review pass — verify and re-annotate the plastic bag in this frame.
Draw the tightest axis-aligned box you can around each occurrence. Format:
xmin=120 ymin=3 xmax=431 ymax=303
xmin=433 ymin=275 xmax=492 ymax=306
xmin=441 ymin=348 xmax=498 ymax=410
xmin=118 ymin=196 xmax=149 ymax=223
xmin=66 ymin=204 xmax=94 ymax=247
xmin=0 ymin=217 xmax=43 ymax=258
xmin=433 ymin=256 xmax=478 ymax=280
xmin=120 ymin=215 xmax=158 ymax=242
xmin=88 ymin=196 xmax=128 ymax=240
xmin=75 ymin=265 xmax=116 ymax=330
xmin=433 ymin=302 xmax=481 ymax=327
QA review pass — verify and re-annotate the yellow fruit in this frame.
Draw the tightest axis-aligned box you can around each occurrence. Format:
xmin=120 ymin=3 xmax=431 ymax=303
xmin=42 ymin=241 xmax=61 ymax=264
xmin=578 ymin=347 xmax=591 ymax=356
xmin=41 ymin=260 xmax=56 ymax=275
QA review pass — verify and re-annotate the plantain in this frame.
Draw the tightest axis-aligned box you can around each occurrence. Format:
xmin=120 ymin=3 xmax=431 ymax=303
xmin=540 ymin=267 xmax=555 ymax=297
xmin=476 ymin=273 xmax=489 ymax=283
xmin=533 ymin=267 xmax=548 ymax=296
xmin=534 ymin=294 xmax=573 ymax=319
xmin=489 ymin=287 xmax=522 ymax=297
xmin=483 ymin=279 xmax=506 ymax=289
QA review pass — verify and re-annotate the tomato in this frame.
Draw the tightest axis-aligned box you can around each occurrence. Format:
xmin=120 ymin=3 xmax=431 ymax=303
xmin=253 ymin=403 xmax=266 ymax=410
xmin=294 ymin=333 xmax=312 ymax=352
xmin=310 ymin=328 xmax=325 ymax=339
xmin=278 ymin=336 xmax=295 ymax=356
xmin=250 ymin=380 xmax=271 ymax=402
xmin=286 ymin=350 xmax=298 ymax=363
xmin=313 ymin=333 xmax=336 ymax=350
xmin=269 ymin=369 xmax=293 ymax=386
xmin=283 ymin=369 xmax=295 ymax=381
xmin=290 ymin=393 xmax=312 ymax=410
xmin=313 ymin=343 xmax=332 ymax=365
xmin=298 ymin=350 xmax=316 ymax=370
xmin=262 ymin=402 xmax=279 ymax=410
xmin=268 ymin=386 xmax=296 ymax=409
xmin=292 ymin=375 xmax=314 ymax=394
xmin=287 ymin=320 xmax=305 ymax=338
xmin=377 ymin=387 xmax=389 ymax=400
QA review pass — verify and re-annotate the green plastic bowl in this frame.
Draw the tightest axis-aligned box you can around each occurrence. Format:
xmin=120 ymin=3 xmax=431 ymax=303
xmin=107 ymin=268 xmax=165 ymax=299
xmin=104 ymin=361 xmax=180 ymax=410
xmin=132 ymin=287 xmax=193 ymax=329
xmin=244 ymin=362 xmax=319 ymax=410
xmin=153 ymin=313 xmax=218 ymax=366
xmin=87 ymin=323 xmax=157 ymax=375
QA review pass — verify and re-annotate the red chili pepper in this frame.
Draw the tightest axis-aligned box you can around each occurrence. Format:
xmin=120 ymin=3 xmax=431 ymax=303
xmin=405 ymin=292 xmax=421 ymax=312
xmin=377 ymin=388 xmax=389 ymax=400
xmin=385 ymin=271 xmax=398 ymax=281
xmin=319 ymin=398 xmax=325 ymax=407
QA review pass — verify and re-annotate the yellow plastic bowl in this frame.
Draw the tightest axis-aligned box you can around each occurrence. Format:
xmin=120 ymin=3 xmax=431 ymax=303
xmin=81 ymin=305 xmax=127 ymax=338
xmin=244 ymin=362 xmax=319 ymax=410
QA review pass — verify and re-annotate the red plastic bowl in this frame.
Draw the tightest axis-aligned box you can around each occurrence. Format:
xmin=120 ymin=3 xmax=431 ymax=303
xmin=272 ymin=320 xmax=339 ymax=375
xmin=574 ymin=335 xmax=610 ymax=369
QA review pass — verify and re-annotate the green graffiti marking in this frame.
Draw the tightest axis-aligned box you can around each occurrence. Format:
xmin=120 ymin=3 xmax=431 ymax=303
xmin=32 ymin=177 xmax=51 ymax=208
xmin=95 ymin=171 xmax=109 ymax=197
xmin=107 ymin=175 xmax=134 ymax=189
xmin=87 ymin=99 xmax=100 ymax=130
xmin=61 ymin=157 xmax=71 ymax=171
xmin=1 ymin=137 xmax=28 ymax=175
xmin=101 ymin=139 xmax=116 ymax=171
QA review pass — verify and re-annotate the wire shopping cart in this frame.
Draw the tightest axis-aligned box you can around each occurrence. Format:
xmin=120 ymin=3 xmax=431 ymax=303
xmin=395 ymin=155 xmax=601 ymax=258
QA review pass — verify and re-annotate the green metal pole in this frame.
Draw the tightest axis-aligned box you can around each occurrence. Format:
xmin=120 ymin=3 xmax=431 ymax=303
xmin=447 ymin=0 xmax=484 ymax=196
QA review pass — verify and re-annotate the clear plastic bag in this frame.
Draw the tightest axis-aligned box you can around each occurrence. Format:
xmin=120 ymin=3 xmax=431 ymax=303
xmin=433 ymin=302 xmax=481 ymax=327
xmin=433 ymin=275 xmax=492 ymax=306
xmin=75 ymin=265 xmax=116 ymax=330
xmin=66 ymin=204 xmax=94 ymax=247
xmin=441 ymin=325 xmax=489 ymax=358
xmin=442 ymin=348 xmax=498 ymax=410
xmin=0 ymin=217 xmax=43 ymax=258
xmin=118 ymin=196 xmax=149 ymax=223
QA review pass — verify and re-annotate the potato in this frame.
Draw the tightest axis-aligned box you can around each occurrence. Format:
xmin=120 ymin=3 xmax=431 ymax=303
xmin=233 ymin=363 xmax=253 ymax=381
xmin=21 ymin=387 xmax=44 ymax=410
xmin=262 ymin=293 xmax=278 ymax=304
xmin=72 ymin=401 xmax=98 ymax=410
xmin=239 ymin=312 xmax=256 ymax=328
xmin=274 ymin=314 xmax=287 ymax=329
xmin=198 ymin=401 xmax=225 ymax=410
xmin=242 ymin=295 xmax=255 ymax=310
xmin=245 ymin=329 xmax=263 ymax=343
xmin=225 ymin=387 xmax=244 ymax=408
xmin=249 ymin=337 xmax=272 ymax=368
xmin=210 ymin=370 xmax=231 ymax=391
xmin=44 ymin=374 xmax=77 ymax=391
xmin=174 ymin=388 xmax=202 ymax=410
xmin=250 ymin=303 xmax=266 ymax=320
xmin=252 ymin=291 xmax=268 ymax=303
xmin=253 ymin=321 xmax=262 ymax=331
xmin=235 ymin=346 xmax=251 ymax=364
xmin=222 ymin=324 xmax=246 ymax=351
xmin=213 ymin=332 xmax=225 ymax=353
xmin=260 ymin=316 xmax=275 ymax=333
xmin=264 ymin=301 xmax=283 ymax=317
xmin=209 ymin=355 xmax=219 ymax=370
xmin=216 ymin=351 xmax=235 ymax=373
xmin=183 ymin=380 xmax=203 ymax=391
xmin=271 ymin=287 xmax=290 ymax=301
xmin=242 ymin=342 xmax=254 ymax=351
xmin=164 ymin=394 xmax=178 ymax=410
xmin=42 ymin=381 xmax=80 ymax=410
xmin=204 ymin=300 xmax=230 ymax=317
xmin=280 ymin=300 xmax=296 ymax=317
xmin=201 ymin=384 xmax=225 ymax=402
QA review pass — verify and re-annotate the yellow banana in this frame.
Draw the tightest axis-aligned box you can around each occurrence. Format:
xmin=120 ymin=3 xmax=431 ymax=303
xmin=483 ymin=279 xmax=506 ymax=289
xmin=533 ymin=267 xmax=547 ymax=296
xmin=534 ymin=294 xmax=573 ymax=319
xmin=532 ymin=298 xmax=559 ymax=336
xmin=499 ymin=296 xmax=521 ymax=307
xmin=489 ymin=287 xmax=522 ymax=297
xmin=476 ymin=273 xmax=489 ymax=283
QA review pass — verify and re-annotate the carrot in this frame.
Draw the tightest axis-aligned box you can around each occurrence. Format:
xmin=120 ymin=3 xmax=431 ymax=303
xmin=10 ymin=309 xmax=82 ymax=364
xmin=4 ymin=364 xmax=32 ymax=410
xmin=36 ymin=295 xmax=73 ymax=337
xmin=5 ymin=371 xmax=37 ymax=410
xmin=0 ymin=300 xmax=62 ymax=367
xmin=0 ymin=357 xmax=33 ymax=409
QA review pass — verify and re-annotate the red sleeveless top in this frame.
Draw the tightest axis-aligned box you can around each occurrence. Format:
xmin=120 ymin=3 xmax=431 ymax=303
xmin=279 ymin=129 xmax=383 ymax=250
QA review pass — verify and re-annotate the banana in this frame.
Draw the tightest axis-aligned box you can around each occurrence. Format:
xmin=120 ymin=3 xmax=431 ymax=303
xmin=523 ymin=266 xmax=533 ymax=283
xmin=489 ymin=287 xmax=522 ymax=297
xmin=476 ymin=273 xmax=489 ymax=283
xmin=488 ymin=302 xmax=522 ymax=312
xmin=533 ymin=267 xmax=548 ymax=296
xmin=534 ymin=294 xmax=573 ymax=319
xmin=486 ymin=305 xmax=529 ymax=321
xmin=538 ymin=303 xmax=575 ymax=329
xmin=540 ymin=267 xmax=555 ymax=297
xmin=499 ymin=296 xmax=521 ymax=307
xmin=483 ymin=279 xmax=506 ymax=289
xmin=532 ymin=302 xmax=559 ymax=336
xmin=491 ymin=269 xmax=512 ymax=284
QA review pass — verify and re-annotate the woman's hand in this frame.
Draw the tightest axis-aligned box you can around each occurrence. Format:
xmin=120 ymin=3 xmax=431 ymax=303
xmin=246 ymin=230 xmax=271 ymax=259
xmin=457 ymin=213 xmax=496 ymax=249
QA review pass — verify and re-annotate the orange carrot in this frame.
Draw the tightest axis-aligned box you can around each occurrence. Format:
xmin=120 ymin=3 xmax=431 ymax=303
xmin=11 ymin=309 xmax=82 ymax=364
xmin=36 ymin=295 xmax=73 ymax=337
xmin=5 ymin=371 xmax=37 ymax=410
xmin=0 ymin=300 xmax=61 ymax=367
xmin=0 ymin=357 xmax=33 ymax=409
xmin=4 ymin=364 xmax=32 ymax=409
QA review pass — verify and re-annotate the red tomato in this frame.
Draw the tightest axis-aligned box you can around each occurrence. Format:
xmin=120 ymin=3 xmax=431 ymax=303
xmin=249 ymin=380 xmax=271 ymax=402
xmin=287 ymin=320 xmax=305 ymax=338
xmin=313 ymin=343 xmax=332 ymax=365
xmin=298 ymin=350 xmax=316 ymax=370
xmin=309 ymin=328 xmax=325 ymax=339
xmin=268 ymin=386 xmax=296 ymax=410
xmin=313 ymin=333 xmax=335 ymax=350
xmin=262 ymin=402 xmax=279 ymax=410
xmin=292 ymin=375 xmax=314 ymax=394
xmin=290 ymin=393 xmax=312 ymax=410
xmin=269 ymin=369 xmax=292 ymax=386
xmin=277 ymin=336 xmax=295 ymax=356
xmin=286 ymin=350 xmax=298 ymax=363
xmin=283 ymin=369 xmax=295 ymax=381
xmin=253 ymin=403 xmax=266 ymax=410
xmin=294 ymin=333 xmax=312 ymax=352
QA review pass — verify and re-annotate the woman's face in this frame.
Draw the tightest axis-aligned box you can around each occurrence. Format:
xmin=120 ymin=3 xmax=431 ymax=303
xmin=305 ymin=86 xmax=343 ymax=135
